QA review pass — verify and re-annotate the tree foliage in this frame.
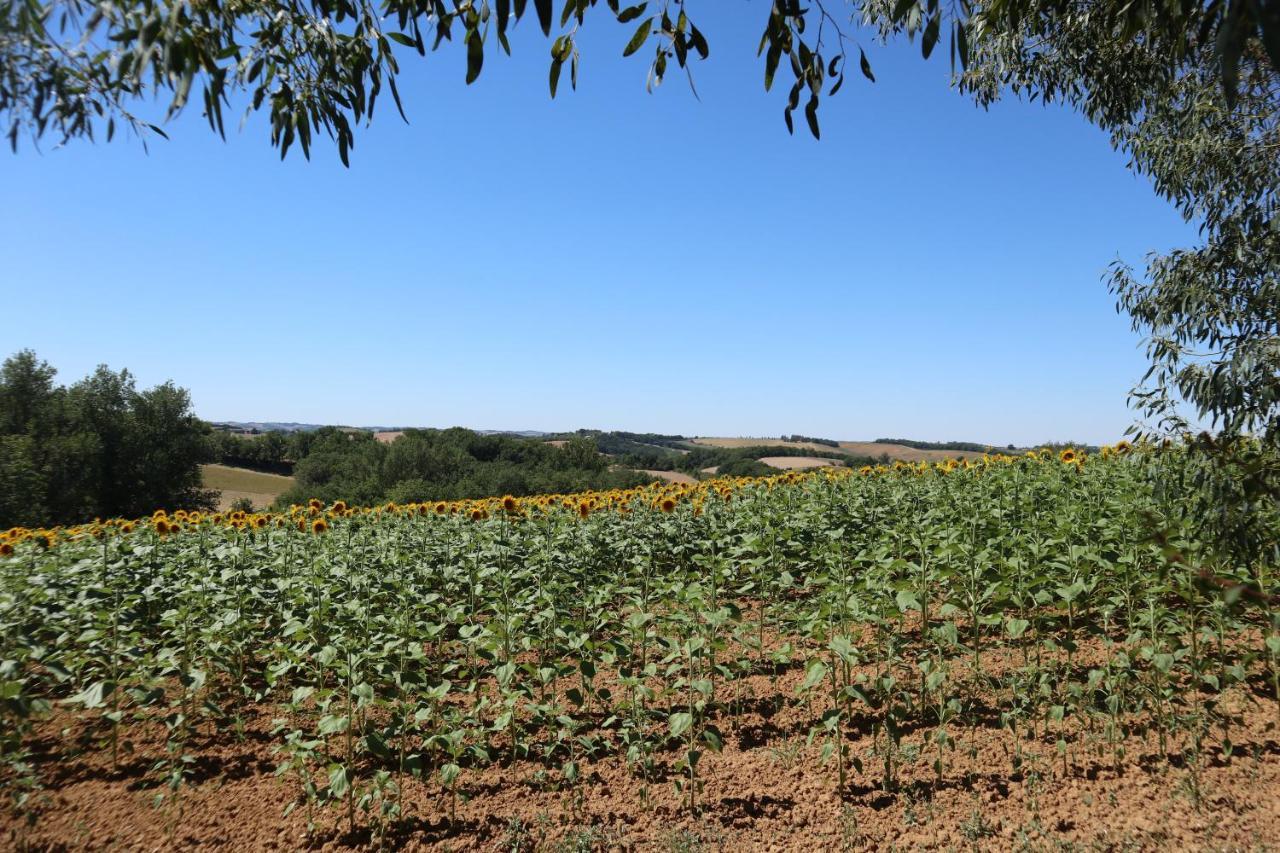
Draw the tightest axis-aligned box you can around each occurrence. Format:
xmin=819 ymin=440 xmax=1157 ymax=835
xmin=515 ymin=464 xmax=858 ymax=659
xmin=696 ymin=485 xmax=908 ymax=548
xmin=0 ymin=350 xmax=215 ymax=527
xmin=274 ymin=426 xmax=652 ymax=506
xmin=935 ymin=1 xmax=1278 ymax=560
xmin=4 ymin=0 xmax=1276 ymax=157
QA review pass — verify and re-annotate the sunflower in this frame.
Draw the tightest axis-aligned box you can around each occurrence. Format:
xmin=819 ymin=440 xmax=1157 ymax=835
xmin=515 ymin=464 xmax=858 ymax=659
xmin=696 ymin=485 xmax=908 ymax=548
xmin=155 ymin=519 xmax=171 ymax=536
xmin=1114 ymin=440 xmax=1132 ymax=455
xmin=311 ymin=518 xmax=328 ymax=534
xmin=577 ymin=500 xmax=591 ymax=519
xmin=0 ymin=542 xmax=13 ymax=556
xmin=120 ymin=521 xmax=135 ymax=534
xmin=1059 ymin=448 xmax=1077 ymax=464
xmin=501 ymin=495 xmax=518 ymax=514
xmin=253 ymin=516 xmax=268 ymax=529
xmin=659 ymin=497 xmax=677 ymax=514
xmin=332 ymin=500 xmax=348 ymax=513
xmin=435 ymin=501 xmax=448 ymax=515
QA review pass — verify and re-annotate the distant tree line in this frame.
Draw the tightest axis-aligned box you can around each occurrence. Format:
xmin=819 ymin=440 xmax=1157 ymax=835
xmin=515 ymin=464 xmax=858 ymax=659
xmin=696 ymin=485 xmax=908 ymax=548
xmin=275 ymin=428 xmax=653 ymax=508
xmin=781 ymin=434 xmax=841 ymax=447
xmin=208 ymin=430 xmax=296 ymax=474
xmin=0 ymin=350 xmax=214 ymax=528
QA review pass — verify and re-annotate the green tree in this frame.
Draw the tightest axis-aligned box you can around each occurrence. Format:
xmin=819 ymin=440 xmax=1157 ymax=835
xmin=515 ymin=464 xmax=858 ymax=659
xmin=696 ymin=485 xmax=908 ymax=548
xmin=0 ymin=351 xmax=215 ymax=527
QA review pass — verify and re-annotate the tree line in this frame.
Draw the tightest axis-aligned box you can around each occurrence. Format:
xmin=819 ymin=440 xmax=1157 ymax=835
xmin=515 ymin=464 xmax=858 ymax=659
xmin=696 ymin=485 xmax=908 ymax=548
xmin=0 ymin=351 xmax=213 ymax=528
xmin=276 ymin=429 xmax=652 ymax=508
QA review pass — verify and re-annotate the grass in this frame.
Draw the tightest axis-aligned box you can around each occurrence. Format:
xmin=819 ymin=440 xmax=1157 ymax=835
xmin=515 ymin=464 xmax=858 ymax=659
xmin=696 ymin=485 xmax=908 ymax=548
xmin=200 ymin=463 xmax=295 ymax=511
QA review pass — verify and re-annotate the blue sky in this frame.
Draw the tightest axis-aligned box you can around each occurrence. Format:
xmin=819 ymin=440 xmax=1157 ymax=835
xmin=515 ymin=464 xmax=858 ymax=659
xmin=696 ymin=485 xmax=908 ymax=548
xmin=0 ymin=7 xmax=1196 ymax=446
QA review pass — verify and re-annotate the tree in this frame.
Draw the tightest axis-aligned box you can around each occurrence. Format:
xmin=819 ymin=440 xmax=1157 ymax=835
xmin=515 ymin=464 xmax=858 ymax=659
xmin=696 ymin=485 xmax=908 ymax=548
xmin=2 ymin=1 xmax=1276 ymax=158
xmin=942 ymin=3 xmax=1279 ymax=559
xmin=0 ymin=351 xmax=215 ymax=527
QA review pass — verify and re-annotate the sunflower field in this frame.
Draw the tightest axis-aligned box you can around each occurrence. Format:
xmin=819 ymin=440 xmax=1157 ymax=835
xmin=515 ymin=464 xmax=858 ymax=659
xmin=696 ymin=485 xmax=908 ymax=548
xmin=2 ymin=445 xmax=1279 ymax=848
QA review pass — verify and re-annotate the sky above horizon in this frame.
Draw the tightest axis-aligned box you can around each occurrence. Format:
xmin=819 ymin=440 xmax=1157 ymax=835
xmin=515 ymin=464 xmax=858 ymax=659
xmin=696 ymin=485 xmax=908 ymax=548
xmin=0 ymin=7 xmax=1198 ymax=446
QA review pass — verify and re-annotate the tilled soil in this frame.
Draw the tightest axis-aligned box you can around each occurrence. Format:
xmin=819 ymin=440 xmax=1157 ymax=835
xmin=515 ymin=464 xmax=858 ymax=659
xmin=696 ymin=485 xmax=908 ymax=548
xmin=6 ymin=640 xmax=1280 ymax=851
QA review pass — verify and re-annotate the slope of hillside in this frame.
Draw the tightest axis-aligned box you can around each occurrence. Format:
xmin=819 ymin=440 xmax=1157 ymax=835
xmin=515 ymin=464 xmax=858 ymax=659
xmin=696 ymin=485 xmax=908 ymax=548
xmin=690 ymin=437 xmax=987 ymax=462
xmin=201 ymin=464 xmax=295 ymax=511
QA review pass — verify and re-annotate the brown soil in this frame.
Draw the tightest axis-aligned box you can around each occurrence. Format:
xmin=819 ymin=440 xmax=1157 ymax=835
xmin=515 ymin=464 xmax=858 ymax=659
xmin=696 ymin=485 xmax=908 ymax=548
xmin=7 ymin=630 xmax=1280 ymax=852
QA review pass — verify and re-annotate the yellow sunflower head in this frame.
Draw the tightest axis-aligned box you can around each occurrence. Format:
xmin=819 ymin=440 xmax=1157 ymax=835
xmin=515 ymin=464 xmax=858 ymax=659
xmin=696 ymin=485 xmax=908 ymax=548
xmin=311 ymin=518 xmax=328 ymax=534
xmin=1059 ymin=448 xmax=1077 ymax=464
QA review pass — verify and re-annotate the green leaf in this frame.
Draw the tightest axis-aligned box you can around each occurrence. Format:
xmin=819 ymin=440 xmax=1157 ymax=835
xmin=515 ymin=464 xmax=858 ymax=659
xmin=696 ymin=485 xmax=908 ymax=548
xmin=318 ymin=714 xmax=349 ymax=735
xmin=534 ymin=0 xmax=553 ymax=35
xmin=668 ymin=711 xmax=693 ymax=739
xmin=799 ymin=659 xmax=828 ymax=693
xmin=921 ymin=15 xmax=940 ymax=60
xmin=466 ymin=30 xmax=484 ymax=84
xmin=859 ymin=48 xmax=875 ymax=82
xmin=327 ymin=765 xmax=349 ymax=798
xmin=62 ymin=680 xmax=110 ymax=709
xmin=623 ymin=18 xmax=652 ymax=57
xmin=617 ymin=3 xmax=647 ymax=23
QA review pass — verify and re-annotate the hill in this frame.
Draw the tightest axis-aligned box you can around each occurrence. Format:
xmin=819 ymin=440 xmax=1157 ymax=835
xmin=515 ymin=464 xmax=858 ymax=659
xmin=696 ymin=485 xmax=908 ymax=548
xmin=690 ymin=437 xmax=988 ymax=462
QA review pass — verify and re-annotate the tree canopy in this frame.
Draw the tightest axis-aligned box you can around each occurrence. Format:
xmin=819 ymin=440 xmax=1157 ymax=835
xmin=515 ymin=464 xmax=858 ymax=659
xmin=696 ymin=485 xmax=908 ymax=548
xmin=2 ymin=0 xmax=1277 ymax=158
xmin=0 ymin=350 xmax=214 ymax=527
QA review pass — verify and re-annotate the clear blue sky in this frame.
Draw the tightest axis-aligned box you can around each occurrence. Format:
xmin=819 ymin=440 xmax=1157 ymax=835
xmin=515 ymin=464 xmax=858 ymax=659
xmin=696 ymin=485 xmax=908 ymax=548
xmin=0 ymin=8 xmax=1196 ymax=446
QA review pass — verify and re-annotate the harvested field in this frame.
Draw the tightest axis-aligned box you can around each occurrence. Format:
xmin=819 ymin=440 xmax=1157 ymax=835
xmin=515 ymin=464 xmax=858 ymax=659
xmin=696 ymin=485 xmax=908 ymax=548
xmin=641 ymin=469 xmax=698 ymax=484
xmin=200 ymin=463 xmax=295 ymax=511
xmin=758 ymin=456 xmax=841 ymax=469
xmin=375 ymin=431 xmax=405 ymax=444
xmin=691 ymin=437 xmax=843 ymax=454
xmin=691 ymin=437 xmax=986 ymax=462
xmin=835 ymin=441 xmax=986 ymax=462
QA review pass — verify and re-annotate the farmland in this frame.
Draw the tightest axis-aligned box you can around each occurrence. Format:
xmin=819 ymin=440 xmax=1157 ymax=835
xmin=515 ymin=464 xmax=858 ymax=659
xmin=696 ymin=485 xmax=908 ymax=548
xmin=2 ymin=447 xmax=1280 ymax=850
xmin=200 ymin=463 xmax=296 ymax=511
xmin=690 ymin=438 xmax=987 ymax=463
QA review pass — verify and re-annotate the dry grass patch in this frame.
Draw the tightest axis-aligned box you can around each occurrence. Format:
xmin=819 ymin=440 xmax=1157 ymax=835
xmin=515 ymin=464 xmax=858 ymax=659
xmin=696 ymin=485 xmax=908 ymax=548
xmin=201 ymin=464 xmax=295 ymax=511
xmin=758 ymin=456 xmax=841 ymax=469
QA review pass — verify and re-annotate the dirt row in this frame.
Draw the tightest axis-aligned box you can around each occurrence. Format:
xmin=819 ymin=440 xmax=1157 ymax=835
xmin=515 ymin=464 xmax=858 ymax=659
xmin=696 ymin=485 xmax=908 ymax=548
xmin=6 ymin=633 xmax=1280 ymax=851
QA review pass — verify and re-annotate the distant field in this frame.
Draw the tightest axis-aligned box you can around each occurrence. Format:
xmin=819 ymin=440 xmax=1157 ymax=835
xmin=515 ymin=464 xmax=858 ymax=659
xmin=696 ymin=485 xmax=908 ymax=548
xmin=201 ymin=464 xmax=295 ymax=511
xmin=758 ymin=456 xmax=842 ymax=469
xmin=690 ymin=437 xmax=987 ymax=462
xmin=834 ymin=441 xmax=987 ymax=462
xmin=690 ymin=437 xmax=840 ymax=453
xmin=374 ymin=431 xmax=404 ymax=444
xmin=641 ymin=469 xmax=698 ymax=484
